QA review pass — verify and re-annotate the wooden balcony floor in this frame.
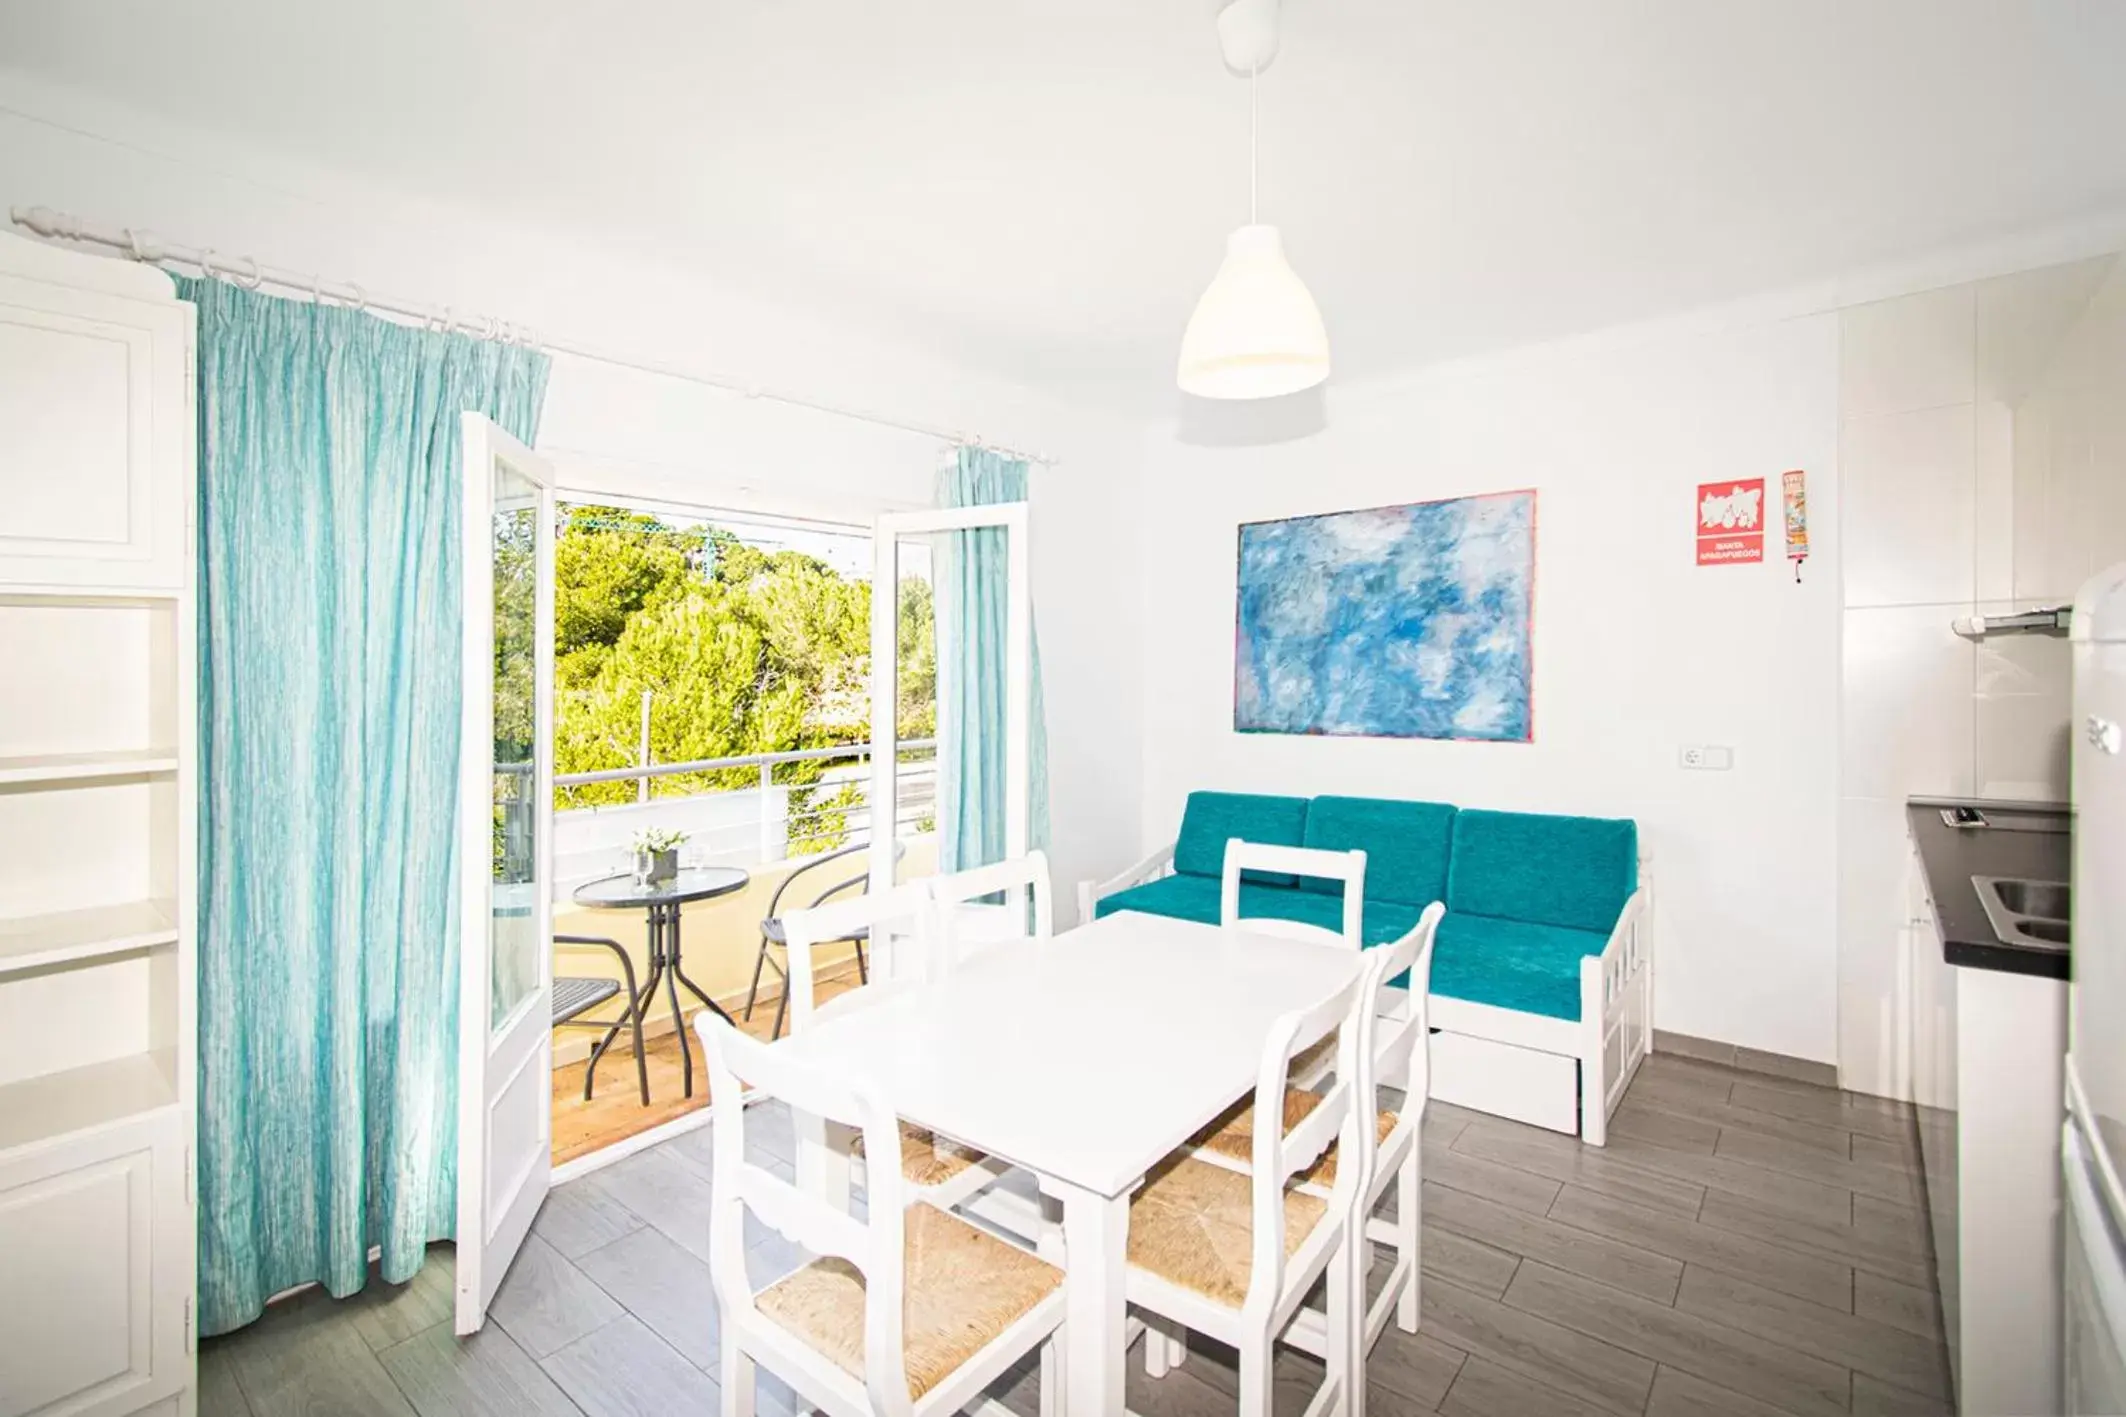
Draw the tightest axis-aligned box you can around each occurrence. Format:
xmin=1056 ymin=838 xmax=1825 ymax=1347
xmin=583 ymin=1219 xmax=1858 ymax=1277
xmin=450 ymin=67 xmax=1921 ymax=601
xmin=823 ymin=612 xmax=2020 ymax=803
xmin=550 ymin=963 xmax=863 ymax=1167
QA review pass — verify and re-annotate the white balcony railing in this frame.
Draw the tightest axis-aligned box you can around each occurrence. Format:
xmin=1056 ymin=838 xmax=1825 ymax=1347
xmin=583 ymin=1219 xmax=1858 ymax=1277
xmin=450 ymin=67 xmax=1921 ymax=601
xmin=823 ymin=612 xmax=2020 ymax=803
xmin=529 ymin=741 xmax=937 ymax=898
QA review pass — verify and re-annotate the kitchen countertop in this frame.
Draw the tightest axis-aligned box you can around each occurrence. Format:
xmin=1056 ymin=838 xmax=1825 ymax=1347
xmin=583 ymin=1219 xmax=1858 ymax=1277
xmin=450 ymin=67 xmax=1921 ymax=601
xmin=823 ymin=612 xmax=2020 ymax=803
xmin=1907 ymin=794 xmax=2071 ymax=980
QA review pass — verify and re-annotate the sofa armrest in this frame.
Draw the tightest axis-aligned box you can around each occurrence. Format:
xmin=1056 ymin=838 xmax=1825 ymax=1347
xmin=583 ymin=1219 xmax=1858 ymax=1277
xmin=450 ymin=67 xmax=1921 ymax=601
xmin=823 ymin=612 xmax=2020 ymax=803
xmin=1076 ymin=841 xmax=1176 ymax=925
xmin=1577 ymin=884 xmax=1654 ymax=1146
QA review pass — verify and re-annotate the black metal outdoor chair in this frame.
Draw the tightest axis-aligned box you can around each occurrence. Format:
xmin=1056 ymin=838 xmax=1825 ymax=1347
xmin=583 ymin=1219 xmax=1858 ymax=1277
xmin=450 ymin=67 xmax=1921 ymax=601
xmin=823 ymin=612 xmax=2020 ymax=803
xmin=745 ymin=839 xmax=899 ymax=1040
xmin=554 ymin=933 xmax=652 ymax=1106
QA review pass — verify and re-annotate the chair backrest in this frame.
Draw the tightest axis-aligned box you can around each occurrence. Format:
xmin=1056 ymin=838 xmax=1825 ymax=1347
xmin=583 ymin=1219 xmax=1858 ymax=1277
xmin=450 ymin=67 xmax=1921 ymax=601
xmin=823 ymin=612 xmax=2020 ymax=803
xmin=765 ymin=839 xmax=869 ymax=916
xmin=1241 ymin=968 xmax=1367 ymax=1319
xmin=779 ymin=879 xmax=936 ymax=1034
xmin=1346 ymin=901 xmax=1444 ymax=1185
xmin=768 ymin=838 xmax=911 ymax=916
xmin=1221 ymin=841 xmax=1366 ymax=948
xmin=697 ymin=1014 xmax=918 ymax=1417
xmin=928 ymin=851 xmax=1054 ymax=974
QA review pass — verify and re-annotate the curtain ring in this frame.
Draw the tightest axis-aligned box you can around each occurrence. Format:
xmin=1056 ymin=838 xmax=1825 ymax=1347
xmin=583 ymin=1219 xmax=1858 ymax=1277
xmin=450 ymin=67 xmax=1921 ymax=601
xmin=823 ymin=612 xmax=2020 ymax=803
xmin=234 ymin=255 xmax=264 ymax=290
xmin=123 ymin=227 xmax=149 ymax=262
xmin=310 ymin=272 xmax=324 ymax=304
xmin=347 ymin=282 xmax=367 ymax=312
xmin=440 ymin=305 xmax=455 ymax=334
xmin=481 ymin=313 xmax=499 ymax=341
xmin=199 ymin=248 xmax=220 ymax=280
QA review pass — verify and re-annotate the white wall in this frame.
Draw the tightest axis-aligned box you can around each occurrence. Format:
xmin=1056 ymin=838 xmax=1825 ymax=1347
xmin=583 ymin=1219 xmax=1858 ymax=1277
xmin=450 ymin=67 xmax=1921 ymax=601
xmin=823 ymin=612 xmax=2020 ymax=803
xmin=0 ymin=73 xmax=1147 ymax=920
xmin=1836 ymin=255 xmax=2126 ymax=1098
xmin=1138 ymin=315 xmax=1844 ymax=1062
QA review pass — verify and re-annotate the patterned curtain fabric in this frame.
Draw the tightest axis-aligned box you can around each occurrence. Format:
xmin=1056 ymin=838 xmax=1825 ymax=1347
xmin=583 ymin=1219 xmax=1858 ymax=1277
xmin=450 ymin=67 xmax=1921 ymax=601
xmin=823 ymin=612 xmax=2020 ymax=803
xmin=934 ymin=446 xmax=1050 ymax=872
xmin=178 ymin=278 xmax=550 ymax=1336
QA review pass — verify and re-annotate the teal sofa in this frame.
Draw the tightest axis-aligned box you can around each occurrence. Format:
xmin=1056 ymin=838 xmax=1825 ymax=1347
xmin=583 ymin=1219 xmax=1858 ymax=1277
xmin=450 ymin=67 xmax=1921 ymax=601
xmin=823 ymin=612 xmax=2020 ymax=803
xmin=1082 ymin=790 xmax=1652 ymax=1142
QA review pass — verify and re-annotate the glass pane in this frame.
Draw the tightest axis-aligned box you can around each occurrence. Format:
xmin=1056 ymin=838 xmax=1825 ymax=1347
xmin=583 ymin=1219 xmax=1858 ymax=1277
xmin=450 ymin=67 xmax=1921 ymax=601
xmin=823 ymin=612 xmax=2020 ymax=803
xmin=890 ymin=534 xmax=939 ymax=887
xmin=490 ymin=457 xmax=541 ymax=1029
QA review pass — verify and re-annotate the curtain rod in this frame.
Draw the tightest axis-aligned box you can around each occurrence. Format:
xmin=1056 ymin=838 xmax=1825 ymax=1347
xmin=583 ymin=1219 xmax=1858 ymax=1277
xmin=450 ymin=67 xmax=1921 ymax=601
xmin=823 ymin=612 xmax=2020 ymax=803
xmin=8 ymin=204 xmax=1056 ymax=467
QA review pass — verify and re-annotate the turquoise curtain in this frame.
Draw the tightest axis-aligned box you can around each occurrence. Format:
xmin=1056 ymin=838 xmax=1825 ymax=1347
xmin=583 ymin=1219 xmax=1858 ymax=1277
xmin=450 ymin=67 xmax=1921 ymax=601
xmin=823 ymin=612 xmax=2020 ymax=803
xmin=180 ymin=278 xmax=550 ymax=1336
xmin=935 ymin=447 xmax=1050 ymax=872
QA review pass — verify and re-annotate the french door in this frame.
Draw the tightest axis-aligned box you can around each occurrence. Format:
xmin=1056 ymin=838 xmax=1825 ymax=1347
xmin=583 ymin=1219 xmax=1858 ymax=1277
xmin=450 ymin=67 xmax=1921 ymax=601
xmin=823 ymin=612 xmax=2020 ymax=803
xmin=454 ymin=414 xmax=558 ymax=1334
xmin=867 ymin=503 xmax=1032 ymax=973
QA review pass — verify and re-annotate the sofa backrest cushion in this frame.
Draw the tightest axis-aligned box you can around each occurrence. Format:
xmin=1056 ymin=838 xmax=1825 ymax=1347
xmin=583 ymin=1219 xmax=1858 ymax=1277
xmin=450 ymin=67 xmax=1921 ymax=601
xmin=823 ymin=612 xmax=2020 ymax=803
xmin=1173 ymin=791 xmax=1311 ymax=885
xmin=1446 ymin=809 xmax=1638 ymax=932
xmin=1299 ymin=796 xmax=1458 ymax=907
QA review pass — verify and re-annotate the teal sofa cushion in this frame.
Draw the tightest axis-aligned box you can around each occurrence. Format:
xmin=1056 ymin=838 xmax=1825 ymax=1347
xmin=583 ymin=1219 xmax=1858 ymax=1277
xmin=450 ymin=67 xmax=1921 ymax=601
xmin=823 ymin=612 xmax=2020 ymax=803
xmin=1431 ymin=911 xmax=1610 ymax=1021
xmin=1172 ymin=791 xmax=1311 ymax=885
xmin=1234 ymin=885 xmax=1423 ymax=947
xmin=1092 ymin=873 xmax=1222 ymax=926
xmin=1093 ymin=877 xmax=1424 ymax=949
xmin=1446 ymin=809 xmax=1637 ymax=932
xmin=1299 ymin=796 xmax=1456 ymax=906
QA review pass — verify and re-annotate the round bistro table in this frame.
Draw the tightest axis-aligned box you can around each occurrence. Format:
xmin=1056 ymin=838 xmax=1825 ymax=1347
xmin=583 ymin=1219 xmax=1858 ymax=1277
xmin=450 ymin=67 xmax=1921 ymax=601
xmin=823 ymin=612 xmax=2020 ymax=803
xmin=572 ymin=866 xmax=750 ymax=1098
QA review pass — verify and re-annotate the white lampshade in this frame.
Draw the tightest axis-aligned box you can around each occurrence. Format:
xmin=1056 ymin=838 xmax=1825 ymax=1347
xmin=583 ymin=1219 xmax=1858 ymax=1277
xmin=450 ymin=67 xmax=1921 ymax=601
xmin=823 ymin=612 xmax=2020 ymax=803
xmin=1176 ymin=224 xmax=1330 ymax=400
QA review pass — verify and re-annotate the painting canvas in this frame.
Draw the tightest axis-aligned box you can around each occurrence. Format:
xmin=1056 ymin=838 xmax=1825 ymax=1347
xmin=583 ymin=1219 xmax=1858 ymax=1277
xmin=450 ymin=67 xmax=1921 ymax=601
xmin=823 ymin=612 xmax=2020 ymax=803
xmin=1234 ymin=489 xmax=1536 ymax=741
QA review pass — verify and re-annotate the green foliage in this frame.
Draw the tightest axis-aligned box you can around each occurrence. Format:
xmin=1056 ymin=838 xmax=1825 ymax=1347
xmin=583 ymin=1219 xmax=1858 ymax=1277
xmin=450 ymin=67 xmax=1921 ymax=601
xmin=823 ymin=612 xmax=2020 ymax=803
xmin=492 ymin=505 xmax=539 ymax=763
xmin=551 ymin=508 xmax=936 ymax=849
xmin=556 ymin=505 xmax=703 ymax=690
xmin=896 ymin=575 xmax=937 ymax=741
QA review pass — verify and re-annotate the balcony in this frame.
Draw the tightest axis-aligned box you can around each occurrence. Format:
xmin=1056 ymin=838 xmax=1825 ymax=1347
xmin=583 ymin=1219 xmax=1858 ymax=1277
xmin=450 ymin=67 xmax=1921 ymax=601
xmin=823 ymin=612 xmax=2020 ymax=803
xmin=539 ymin=741 xmax=937 ymax=1164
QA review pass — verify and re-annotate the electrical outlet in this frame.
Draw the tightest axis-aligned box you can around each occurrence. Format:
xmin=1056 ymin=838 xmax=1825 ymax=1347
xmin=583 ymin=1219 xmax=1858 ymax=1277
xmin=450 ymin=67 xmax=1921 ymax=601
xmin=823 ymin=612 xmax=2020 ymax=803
xmin=1679 ymin=745 xmax=1734 ymax=770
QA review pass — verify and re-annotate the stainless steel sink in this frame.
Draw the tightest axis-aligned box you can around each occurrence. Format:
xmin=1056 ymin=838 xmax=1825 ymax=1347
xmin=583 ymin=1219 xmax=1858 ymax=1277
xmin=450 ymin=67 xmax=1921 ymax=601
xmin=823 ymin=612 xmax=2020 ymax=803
xmin=2021 ymin=918 xmax=2071 ymax=945
xmin=1992 ymin=878 xmax=2071 ymax=919
xmin=1973 ymin=874 xmax=2072 ymax=949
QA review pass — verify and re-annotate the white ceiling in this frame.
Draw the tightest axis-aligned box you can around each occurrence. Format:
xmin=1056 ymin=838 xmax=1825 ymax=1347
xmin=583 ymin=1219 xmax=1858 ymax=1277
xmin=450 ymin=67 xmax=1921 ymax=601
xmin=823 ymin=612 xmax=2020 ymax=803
xmin=5 ymin=0 xmax=2126 ymax=415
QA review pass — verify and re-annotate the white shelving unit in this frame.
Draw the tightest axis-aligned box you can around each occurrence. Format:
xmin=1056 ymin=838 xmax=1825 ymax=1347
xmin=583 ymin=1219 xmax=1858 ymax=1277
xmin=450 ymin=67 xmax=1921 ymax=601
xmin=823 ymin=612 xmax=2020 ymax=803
xmin=0 ymin=230 xmax=197 ymax=1417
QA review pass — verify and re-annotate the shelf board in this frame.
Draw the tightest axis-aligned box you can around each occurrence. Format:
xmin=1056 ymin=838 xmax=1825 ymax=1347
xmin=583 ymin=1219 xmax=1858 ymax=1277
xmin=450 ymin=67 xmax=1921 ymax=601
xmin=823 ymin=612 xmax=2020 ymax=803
xmin=0 ymin=1049 xmax=178 ymax=1155
xmin=0 ymin=899 xmax=179 ymax=976
xmin=0 ymin=587 xmax=183 ymax=607
xmin=0 ymin=749 xmax=179 ymax=785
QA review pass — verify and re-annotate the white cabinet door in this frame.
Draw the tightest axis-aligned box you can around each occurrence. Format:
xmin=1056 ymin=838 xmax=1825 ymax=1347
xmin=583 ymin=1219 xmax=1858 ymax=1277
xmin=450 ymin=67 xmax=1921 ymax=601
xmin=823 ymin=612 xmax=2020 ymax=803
xmin=0 ymin=1113 xmax=187 ymax=1417
xmin=0 ymin=233 xmax=192 ymax=592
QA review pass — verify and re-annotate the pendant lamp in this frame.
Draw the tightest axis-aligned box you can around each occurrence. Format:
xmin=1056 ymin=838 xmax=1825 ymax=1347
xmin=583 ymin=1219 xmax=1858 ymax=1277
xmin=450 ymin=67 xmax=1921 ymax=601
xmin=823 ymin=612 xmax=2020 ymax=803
xmin=1177 ymin=0 xmax=1329 ymax=400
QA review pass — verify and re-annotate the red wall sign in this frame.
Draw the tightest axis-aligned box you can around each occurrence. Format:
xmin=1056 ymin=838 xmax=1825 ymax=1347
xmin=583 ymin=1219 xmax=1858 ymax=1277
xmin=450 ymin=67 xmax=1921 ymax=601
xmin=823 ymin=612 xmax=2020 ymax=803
xmin=1696 ymin=478 xmax=1766 ymax=566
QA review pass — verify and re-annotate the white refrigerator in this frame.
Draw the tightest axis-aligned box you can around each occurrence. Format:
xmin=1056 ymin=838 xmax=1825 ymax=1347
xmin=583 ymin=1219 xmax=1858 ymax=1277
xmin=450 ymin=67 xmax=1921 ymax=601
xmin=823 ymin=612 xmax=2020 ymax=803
xmin=2066 ymin=561 xmax=2126 ymax=1414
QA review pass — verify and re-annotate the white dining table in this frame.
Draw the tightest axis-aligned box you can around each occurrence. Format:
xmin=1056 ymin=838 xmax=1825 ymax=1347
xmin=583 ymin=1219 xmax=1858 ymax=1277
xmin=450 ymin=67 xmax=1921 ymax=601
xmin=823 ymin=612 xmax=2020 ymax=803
xmin=773 ymin=908 xmax=1366 ymax=1416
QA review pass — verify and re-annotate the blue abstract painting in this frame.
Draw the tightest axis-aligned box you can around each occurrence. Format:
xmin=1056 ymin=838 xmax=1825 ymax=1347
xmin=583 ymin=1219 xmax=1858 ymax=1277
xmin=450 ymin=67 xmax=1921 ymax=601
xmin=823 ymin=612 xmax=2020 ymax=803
xmin=1235 ymin=490 xmax=1536 ymax=741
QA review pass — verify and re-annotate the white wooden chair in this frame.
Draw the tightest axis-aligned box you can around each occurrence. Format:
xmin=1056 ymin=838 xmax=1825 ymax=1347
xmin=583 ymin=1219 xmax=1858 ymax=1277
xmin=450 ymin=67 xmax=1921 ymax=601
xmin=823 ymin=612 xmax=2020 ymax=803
xmin=927 ymin=850 xmax=1055 ymax=975
xmin=1183 ymin=906 xmax=1444 ymax=1383
xmin=1124 ymin=970 xmax=1369 ymax=1417
xmin=697 ymin=1014 xmax=1067 ymax=1417
xmin=1222 ymin=841 xmax=1365 ymax=1090
xmin=785 ymin=883 xmax=1001 ymax=1211
xmin=782 ymin=881 xmax=938 ymax=1036
xmin=1220 ymin=841 xmax=1367 ymax=949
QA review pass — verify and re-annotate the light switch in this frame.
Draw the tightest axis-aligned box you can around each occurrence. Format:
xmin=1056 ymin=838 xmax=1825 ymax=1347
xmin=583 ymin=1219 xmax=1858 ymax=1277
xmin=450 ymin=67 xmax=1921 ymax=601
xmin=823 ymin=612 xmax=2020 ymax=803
xmin=1679 ymin=745 xmax=1734 ymax=770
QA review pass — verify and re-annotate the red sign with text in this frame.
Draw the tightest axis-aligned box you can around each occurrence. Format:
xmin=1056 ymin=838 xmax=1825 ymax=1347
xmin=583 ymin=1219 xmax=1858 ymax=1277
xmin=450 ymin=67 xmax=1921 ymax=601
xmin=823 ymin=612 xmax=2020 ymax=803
xmin=1696 ymin=478 xmax=1766 ymax=565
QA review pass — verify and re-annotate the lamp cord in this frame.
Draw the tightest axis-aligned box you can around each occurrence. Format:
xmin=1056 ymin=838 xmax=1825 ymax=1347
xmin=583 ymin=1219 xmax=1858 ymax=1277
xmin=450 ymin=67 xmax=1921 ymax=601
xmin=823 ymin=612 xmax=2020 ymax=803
xmin=1250 ymin=64 xmax=1259 ymax=225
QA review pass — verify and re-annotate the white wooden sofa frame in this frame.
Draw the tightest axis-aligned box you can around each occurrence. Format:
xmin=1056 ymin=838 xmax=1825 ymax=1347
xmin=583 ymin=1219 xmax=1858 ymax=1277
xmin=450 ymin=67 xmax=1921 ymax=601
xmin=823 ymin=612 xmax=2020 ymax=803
xmin=1081 ymin=844 xmax=1654 ymax=1146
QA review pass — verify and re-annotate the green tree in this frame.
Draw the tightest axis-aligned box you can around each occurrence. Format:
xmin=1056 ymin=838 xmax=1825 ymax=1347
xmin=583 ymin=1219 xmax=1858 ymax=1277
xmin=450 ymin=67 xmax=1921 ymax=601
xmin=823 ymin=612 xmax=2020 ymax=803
xmin=555 ymin=505 xmax=701 ymax=689
xmin=558 ymin=581 xmax=809 ymax=806
xmin=896 ymin=575 xmax=937 ymax=741
xmin=548 ymin=507 xmax=937 ymax=857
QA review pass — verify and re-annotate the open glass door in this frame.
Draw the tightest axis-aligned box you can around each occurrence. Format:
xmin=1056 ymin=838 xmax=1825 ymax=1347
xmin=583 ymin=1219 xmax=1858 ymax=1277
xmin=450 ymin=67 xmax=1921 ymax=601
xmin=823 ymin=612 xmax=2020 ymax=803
xmin=868 ymin=504 xmax=1031 ymax=974
xmin=455 ymin=414 xmax=557 ymax=1334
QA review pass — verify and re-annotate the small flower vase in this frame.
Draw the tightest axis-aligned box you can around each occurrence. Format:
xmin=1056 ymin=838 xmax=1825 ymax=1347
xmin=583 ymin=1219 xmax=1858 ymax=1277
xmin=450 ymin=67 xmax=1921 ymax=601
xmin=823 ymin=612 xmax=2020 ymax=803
xmin=633 ymin=848 xmax=679 ymax=886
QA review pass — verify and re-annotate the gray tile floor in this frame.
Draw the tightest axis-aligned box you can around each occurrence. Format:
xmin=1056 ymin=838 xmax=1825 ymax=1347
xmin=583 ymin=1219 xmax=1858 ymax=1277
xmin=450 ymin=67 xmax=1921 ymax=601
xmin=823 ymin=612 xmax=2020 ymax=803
xmin=198 ymin=1052 xmax=1949 ymax=1416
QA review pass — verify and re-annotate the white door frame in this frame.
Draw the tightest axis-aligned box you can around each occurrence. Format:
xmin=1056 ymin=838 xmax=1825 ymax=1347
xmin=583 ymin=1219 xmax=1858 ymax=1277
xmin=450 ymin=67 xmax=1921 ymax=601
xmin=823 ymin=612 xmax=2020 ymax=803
xmin=868 ymin=504 xmax=1031 ymax=932
xmin=454 ymin=413 xmax=558 ymax=1334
